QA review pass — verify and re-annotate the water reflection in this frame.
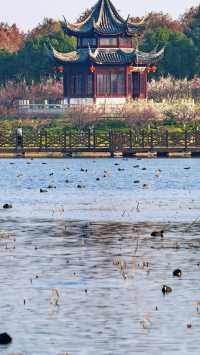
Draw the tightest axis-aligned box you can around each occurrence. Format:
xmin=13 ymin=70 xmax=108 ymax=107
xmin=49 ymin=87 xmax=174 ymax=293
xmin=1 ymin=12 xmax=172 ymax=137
xmin=0 ymin=219 xmax=200 ymax=354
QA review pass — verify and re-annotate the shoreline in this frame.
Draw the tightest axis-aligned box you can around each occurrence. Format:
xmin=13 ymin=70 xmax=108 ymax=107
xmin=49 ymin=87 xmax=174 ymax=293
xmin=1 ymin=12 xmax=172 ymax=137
xmin=0 ymin=151 xmax=195 ymax=158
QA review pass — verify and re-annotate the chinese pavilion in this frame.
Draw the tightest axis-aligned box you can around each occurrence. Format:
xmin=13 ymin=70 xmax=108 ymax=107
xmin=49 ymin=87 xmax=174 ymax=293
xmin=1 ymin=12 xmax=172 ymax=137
xmin=48 ymin=0 xmax=164 ymax=105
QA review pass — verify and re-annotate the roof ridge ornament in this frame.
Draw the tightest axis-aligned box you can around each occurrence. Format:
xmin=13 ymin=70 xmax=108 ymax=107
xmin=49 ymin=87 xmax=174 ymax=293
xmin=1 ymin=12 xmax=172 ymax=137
xmin=63 ymin=16 xmax=67 ymax=25
xmin=62 ymin=0 xmax=147 ymax=36
xmin=88 ymin=43 xmax=98 ymax=60
xmin=126 ymin=15 xmax=130 ymax=24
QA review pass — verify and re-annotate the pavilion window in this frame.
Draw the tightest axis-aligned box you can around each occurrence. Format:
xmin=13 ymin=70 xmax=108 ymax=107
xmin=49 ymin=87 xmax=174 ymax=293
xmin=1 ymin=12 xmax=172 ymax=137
xmin=81 ymin=38 xmax=97 ymax=47
xmin=97 ymin=73 xmax=111 ymax=96
xmin=97 ymin=74 xmax=102 ymax=96
xmin=119 ymin=37 xmax=133 ymax=48
xmin=116 ymin=72 xmax=125 ymax=95
xmin=97 ymin=71 xmax=125 ymax=96
xmin=111 ymin=73 xmax=118 ymax=94
xmin=140 ymin=72 xmax=147 ymax=98
xmin=99 ymin=38 xmax=118 ymax=47
xmin=87 ymin=74 xmax=93 ymax=96
xmin=128 ymin=73 xmax=133 ymax=96
xmin=71 ymin=73 xmax=84 ymax=96
xmin=132 ymin=72 xmax=140 ymax=98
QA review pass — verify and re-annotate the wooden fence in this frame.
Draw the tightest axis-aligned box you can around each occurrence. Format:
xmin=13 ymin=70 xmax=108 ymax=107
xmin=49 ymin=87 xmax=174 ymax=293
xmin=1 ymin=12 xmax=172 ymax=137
xmin=1 ymin=128 xmax=200 ymax=155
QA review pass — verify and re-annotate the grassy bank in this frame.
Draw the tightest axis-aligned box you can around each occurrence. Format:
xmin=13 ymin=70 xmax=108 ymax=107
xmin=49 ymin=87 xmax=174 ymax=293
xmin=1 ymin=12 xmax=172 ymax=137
xmin=0 ymin=116 xmax=199 ymax=135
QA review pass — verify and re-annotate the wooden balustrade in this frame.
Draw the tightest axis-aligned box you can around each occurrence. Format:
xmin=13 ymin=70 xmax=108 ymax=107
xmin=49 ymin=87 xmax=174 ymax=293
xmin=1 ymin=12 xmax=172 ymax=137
xmin=0 ymin=128 xmax=200 ymax=154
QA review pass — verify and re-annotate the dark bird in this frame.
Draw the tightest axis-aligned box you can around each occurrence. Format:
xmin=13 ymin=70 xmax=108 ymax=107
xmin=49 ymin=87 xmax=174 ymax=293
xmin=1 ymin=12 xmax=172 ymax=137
xmin=162 ymin=285 xmax=172 ymax=294
xmin=0 ymin=333 xmax=12 ymax=345
xmin=151 ymin=230 xmax=164 ymax=237
xmin=40 ymin=188 xmax=48 ymax=193
xmin=3 ymin=203 xmax=12 ymax=209
xmin=173 ymin=269 xmax=182 ymax=277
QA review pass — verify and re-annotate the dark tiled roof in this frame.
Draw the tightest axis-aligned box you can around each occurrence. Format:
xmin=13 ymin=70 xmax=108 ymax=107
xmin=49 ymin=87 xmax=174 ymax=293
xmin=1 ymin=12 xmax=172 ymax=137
xmin=47 ymin=46 xmax=88 ymax=64
xmin=135 ymin=48 xmax=165 ymax=65
xmin=62 ymin=0 xmax=145 ymax=36
xmin=89 ymin=48 xmax=136 ymax=64
xmin=48 ymin=46 xmax=165 ymax=66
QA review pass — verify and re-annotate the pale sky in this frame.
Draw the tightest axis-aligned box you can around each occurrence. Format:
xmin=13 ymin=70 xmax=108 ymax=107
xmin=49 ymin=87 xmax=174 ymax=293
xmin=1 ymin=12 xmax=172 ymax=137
xmin=1 ymin=0 xmax=200 ymax=32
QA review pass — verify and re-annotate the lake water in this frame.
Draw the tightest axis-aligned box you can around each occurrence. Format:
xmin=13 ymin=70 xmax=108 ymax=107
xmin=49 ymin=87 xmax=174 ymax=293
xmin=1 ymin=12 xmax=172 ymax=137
xmin=1 ymin=158 xmax=200 ymax=354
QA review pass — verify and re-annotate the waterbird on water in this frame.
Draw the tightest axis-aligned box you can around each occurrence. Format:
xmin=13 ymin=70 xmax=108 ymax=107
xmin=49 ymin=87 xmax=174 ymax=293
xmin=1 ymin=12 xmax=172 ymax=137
xmin=151 ymin=230 xmax=164 ymax=237
xmin=173 ymin=269 xmax=182 ymax=277
xmin=0 ymin=333 xmax=12 ymax=345
xmin=155 ymin=169 xmax=161 ymax=177
xmin=3 ymin=203 xmax=12 ymax=209
xmin=162 ymin=285 xmax=172 ymax=294
xmin=196 ymin=300 xmax=200 ymax=312
xmin=141 ymin=314 xmax=152 ymax=330
xmin=40 ymin=188 xmax=48 ymax=193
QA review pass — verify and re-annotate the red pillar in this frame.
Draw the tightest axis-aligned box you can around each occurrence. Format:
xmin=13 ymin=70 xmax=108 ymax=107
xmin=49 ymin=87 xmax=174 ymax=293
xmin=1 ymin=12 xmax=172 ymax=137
xmin=140 ymin=71 xmax=147 ymax=99
xmin=93 ymin=70 xmax=97 ymax=103
xmin=125 ymin=66 xmax=129 ymax=98
xmin=63 ymin=69 xmax=70 ymax=104
xmin=63 ymin=69 xmax=67 ymax=97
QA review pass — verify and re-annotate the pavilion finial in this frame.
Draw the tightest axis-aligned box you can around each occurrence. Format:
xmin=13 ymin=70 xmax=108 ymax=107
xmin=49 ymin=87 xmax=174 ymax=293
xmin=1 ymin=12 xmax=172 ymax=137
xmin=63 ymin=16 xmax=67 ymax=25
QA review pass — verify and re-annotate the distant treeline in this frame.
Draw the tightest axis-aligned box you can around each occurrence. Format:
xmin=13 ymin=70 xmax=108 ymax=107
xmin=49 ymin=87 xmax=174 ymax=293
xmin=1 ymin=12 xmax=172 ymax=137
xmin=0 ymin=19 xmax=75 ymax=84
xmin=1 ymin=5 xmax=200 ymax=84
